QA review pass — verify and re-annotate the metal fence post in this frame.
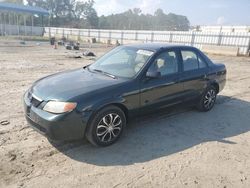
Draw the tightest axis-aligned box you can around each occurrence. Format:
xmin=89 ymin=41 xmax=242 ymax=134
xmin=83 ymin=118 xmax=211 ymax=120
xmin=191 ymin=31 xmax=195 ymax=46
xmin=0 ymin=13 xmax=2 ymax=36
xmin=88 ymin=29 xmax=90 ymax=37
xmin=109 ymin=30 xmax=111 ymax=41
xmin=3 ymin=13 xmax=6 ymax=36
xmin=78 ymin=30 xmax=80 ymax=41
xmin=24 ymin=15 xmax=27 ymax=36
xmin=169 ymin=32 xmax=173 ymax=43
xmin=247 ymin=37 xmax=250 ymax=56
xmin=217 ymin=32 xmax=222 ymax=46
xmin=135 ymin=31 xmax=138 ymax=41
xmin=151 ymin=31 xmax=154 ymax=42
xmin=16 ymin=14 xmax=19 ymax=36
xmin=121 ymin=31 xmax=124 ymax=44
xmin=31 ymin=15 xmax=33 ymax=36
xmin=49 ymin=27 xmax=51 ymax=38
xmin=98 ymin=29 xmax=101 ymax=42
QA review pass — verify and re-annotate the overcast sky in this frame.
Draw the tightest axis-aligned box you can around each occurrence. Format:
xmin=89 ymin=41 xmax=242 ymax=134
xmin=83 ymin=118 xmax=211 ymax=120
xmin=93 ymin=0 xmax=250 ymax=25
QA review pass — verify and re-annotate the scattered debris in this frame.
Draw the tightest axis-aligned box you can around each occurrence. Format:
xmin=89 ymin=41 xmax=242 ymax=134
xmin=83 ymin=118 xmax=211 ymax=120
xmin=8 ymin=152 xmax=17 ymax=161
xmin=57 ymin=41 xmax=64 ymax=46
xmin=115 ymin=40 xmax=120 ymax=46
xmin=19 ymin=126 xmax=29 ymax=131
xmin=66 ymin=50 xmax=96 ymax=59
xmin=107 ymin=39 xmax=111 ymax=45
xmin=46 ymin=150 xmax=58 ymax=157
xmin=50 ymin=37 xmax=55 ymax=45
xmin=20 ymin=41 xmax=26 ymax=45
xmin=73 ymin=54 xmax=82 ymax=58
xmin=19 ymin=183 xmax=24 ymax=187
xmin=65 ymin=44 xmax=73 ymax=50
xmin=1 ymin=120 xmax=10 ymax=126
xmin=83 ymin=50 xmax=95 ymax=57
xmin=91 ymin=38 xmax=97 ymax=43
xmin=65 ymin=41 xmax=80 ymax=50
xmin=58 ymin=37 xmax=67 ymax=46
xmin=73 ymin=45 xmax=79 ymax=50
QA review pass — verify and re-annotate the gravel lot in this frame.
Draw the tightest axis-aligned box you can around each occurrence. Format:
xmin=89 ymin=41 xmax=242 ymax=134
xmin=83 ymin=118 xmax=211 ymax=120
xmin=0 ymin=40 xmax=250 ymax=188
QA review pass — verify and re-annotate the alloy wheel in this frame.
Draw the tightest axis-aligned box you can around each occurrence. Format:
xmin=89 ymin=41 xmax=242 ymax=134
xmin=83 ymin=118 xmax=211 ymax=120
xmin=96 ymin=113 xmax=122 ymax=142
xmin=204 ymin=89 xmax=216 ymax=109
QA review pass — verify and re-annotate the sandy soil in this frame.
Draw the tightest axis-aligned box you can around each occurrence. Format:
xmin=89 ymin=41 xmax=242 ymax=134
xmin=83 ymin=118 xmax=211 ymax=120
xmin=0 ymin=40 xmax=250 ymax=188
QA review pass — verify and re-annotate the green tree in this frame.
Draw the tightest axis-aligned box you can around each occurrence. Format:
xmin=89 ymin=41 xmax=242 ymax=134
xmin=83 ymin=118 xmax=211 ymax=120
xmin=99 ymin=8 xmax=190 ymax=31
xmin=22 ymin=1 xmax=190 ymax=30
xmin=26 ymin=0 xmax=98 ymax=28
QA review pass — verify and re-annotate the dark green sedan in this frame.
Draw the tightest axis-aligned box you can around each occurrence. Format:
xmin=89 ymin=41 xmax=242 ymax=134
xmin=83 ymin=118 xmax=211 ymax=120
xmin=24 ymin=43 xmax=226 ymax=146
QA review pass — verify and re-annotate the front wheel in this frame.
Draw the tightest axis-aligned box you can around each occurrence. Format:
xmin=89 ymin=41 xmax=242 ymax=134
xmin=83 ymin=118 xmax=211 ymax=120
xmin=86 ymin=105 xmax=126 ymax=147
xmin=197 ymin=86 xmax=217 ymax=112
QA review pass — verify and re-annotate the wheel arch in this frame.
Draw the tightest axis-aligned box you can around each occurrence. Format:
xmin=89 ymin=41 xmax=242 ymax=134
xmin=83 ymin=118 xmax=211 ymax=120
xmin=209 ymin=81 xmax=219 ymax=94
xmin=84 ymin=102 xmax=129 ymax=134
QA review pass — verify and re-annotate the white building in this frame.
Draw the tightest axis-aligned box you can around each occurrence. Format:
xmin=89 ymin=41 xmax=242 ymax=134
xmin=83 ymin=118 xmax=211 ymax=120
xmin=197 ymin=26 xmax=250 ymax=33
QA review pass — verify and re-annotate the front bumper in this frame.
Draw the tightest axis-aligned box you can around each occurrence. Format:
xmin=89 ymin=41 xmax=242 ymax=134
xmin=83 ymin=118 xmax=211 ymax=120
xmin=23 ymin=91 xmax=88 ymax=141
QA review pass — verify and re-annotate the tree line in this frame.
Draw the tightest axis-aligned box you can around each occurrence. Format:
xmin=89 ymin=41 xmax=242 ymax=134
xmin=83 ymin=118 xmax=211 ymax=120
xmin=3 ymin=0 xmax=190 ymax=31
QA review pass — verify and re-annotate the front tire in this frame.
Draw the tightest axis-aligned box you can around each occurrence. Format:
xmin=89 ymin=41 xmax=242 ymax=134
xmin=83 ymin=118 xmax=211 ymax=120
xmin=86 ymin=105 xmax=126 ymax=147
xmin=197 ymin=86 xmax=217 ymax=112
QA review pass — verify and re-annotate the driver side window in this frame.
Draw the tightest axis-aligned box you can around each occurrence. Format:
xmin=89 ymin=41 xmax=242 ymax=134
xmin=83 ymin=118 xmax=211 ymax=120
xmin=148 ymin=51 xmax=178 ymax=76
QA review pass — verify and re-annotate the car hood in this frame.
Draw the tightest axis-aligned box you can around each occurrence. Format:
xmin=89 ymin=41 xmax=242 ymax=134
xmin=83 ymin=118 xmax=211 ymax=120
xmin=30 ymin=68 xmax=125 ymax=101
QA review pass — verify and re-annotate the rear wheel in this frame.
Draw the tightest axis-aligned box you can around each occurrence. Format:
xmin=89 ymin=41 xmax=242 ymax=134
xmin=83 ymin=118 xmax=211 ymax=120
xmin=86 ymin=105 xmax=126 ymax=147
xmin=197 ymin=86 xmax=217 ymax=112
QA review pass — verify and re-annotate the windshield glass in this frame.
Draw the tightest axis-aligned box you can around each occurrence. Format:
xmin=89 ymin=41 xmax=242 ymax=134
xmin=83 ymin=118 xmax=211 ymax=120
xmin=89 ymin=46 xmax=154 ymax=78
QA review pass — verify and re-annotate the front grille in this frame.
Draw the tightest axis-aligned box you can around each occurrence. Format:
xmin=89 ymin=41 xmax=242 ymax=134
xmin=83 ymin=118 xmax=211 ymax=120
xmin=30 ymin=97 xmax=41 ymax=107
xmin=28 ymin=92 xmax=43 ymax=107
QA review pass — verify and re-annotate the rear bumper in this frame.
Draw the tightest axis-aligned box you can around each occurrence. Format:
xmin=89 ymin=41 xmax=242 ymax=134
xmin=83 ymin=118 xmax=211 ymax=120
xmin=23 ymin=91 xmax=88 ymax=141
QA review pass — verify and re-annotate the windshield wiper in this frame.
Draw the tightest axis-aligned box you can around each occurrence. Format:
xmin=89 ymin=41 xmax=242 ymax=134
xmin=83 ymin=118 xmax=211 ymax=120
xmin=92 ymin=69 xmax=117 ymax=79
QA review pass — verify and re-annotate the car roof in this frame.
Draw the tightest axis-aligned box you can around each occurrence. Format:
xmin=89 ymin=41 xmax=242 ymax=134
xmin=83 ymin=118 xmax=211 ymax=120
xmin=123 ymin=43 xmax=197 ymax=51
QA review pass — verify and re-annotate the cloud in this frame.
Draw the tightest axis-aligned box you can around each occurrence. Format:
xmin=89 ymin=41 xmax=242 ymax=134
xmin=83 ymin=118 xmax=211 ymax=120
xmin=94 ymin=0 xmax=163 ymax=16
xmin=94 ymin=0 xmax=130 ymax=16
xmin=216 ymin=16 xmax=226 ymax=25
xmin=135 ymin=0 xmax=162 ymax=14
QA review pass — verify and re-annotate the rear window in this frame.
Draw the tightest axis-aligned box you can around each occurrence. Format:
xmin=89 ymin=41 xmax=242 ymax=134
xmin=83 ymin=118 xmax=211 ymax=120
xmin=181 ymin=50 xmax=207 ymax=71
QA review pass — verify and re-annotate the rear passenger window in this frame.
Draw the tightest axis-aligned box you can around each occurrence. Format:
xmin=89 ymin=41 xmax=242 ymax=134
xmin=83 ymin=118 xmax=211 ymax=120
xmin=181 ymin=50 xmax=207 ymax=71
xmin=198 ymin=56 xmax=207 ymax=68
xmin=148 ymin=51 xmax=178 ymax=76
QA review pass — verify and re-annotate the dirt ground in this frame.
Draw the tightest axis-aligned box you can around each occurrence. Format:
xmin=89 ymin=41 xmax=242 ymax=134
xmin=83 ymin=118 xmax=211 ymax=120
xmin=0 ymin=39 xmax=250 ymax=188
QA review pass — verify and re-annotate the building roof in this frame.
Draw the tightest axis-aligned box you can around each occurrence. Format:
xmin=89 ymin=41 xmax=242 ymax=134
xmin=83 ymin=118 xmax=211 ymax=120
xmin=0 ymin=2 xmax=49 ymax=15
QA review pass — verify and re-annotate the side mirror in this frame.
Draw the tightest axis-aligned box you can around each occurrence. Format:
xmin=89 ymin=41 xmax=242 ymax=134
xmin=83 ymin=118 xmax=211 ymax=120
xmin=146 ymin=70 xmax=161 ymax=78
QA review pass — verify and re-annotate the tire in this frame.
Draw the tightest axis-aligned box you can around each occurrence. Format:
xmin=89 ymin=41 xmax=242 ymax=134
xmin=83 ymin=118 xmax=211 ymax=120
xmin=85 ymin=105 xmax=126 ymax=147
xmin=197 ymin=86 xmax=217 ymax=112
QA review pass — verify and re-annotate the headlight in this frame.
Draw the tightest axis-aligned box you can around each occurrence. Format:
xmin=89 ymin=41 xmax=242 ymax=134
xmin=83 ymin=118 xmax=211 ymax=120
xmin=43 ymin=101 xmax=77 ymax=114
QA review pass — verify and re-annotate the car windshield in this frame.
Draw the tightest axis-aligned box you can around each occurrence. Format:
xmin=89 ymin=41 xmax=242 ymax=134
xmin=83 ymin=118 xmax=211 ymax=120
xmin=88 ymin=46 xmax=154 ymax=78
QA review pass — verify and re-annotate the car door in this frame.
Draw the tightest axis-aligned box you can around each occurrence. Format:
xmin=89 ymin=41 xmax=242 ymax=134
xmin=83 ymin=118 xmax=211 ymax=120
xmin=179 ymin=48 xmax=209 ymax=100
xmin=139 ymin=49 xmax=184 ymax=112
